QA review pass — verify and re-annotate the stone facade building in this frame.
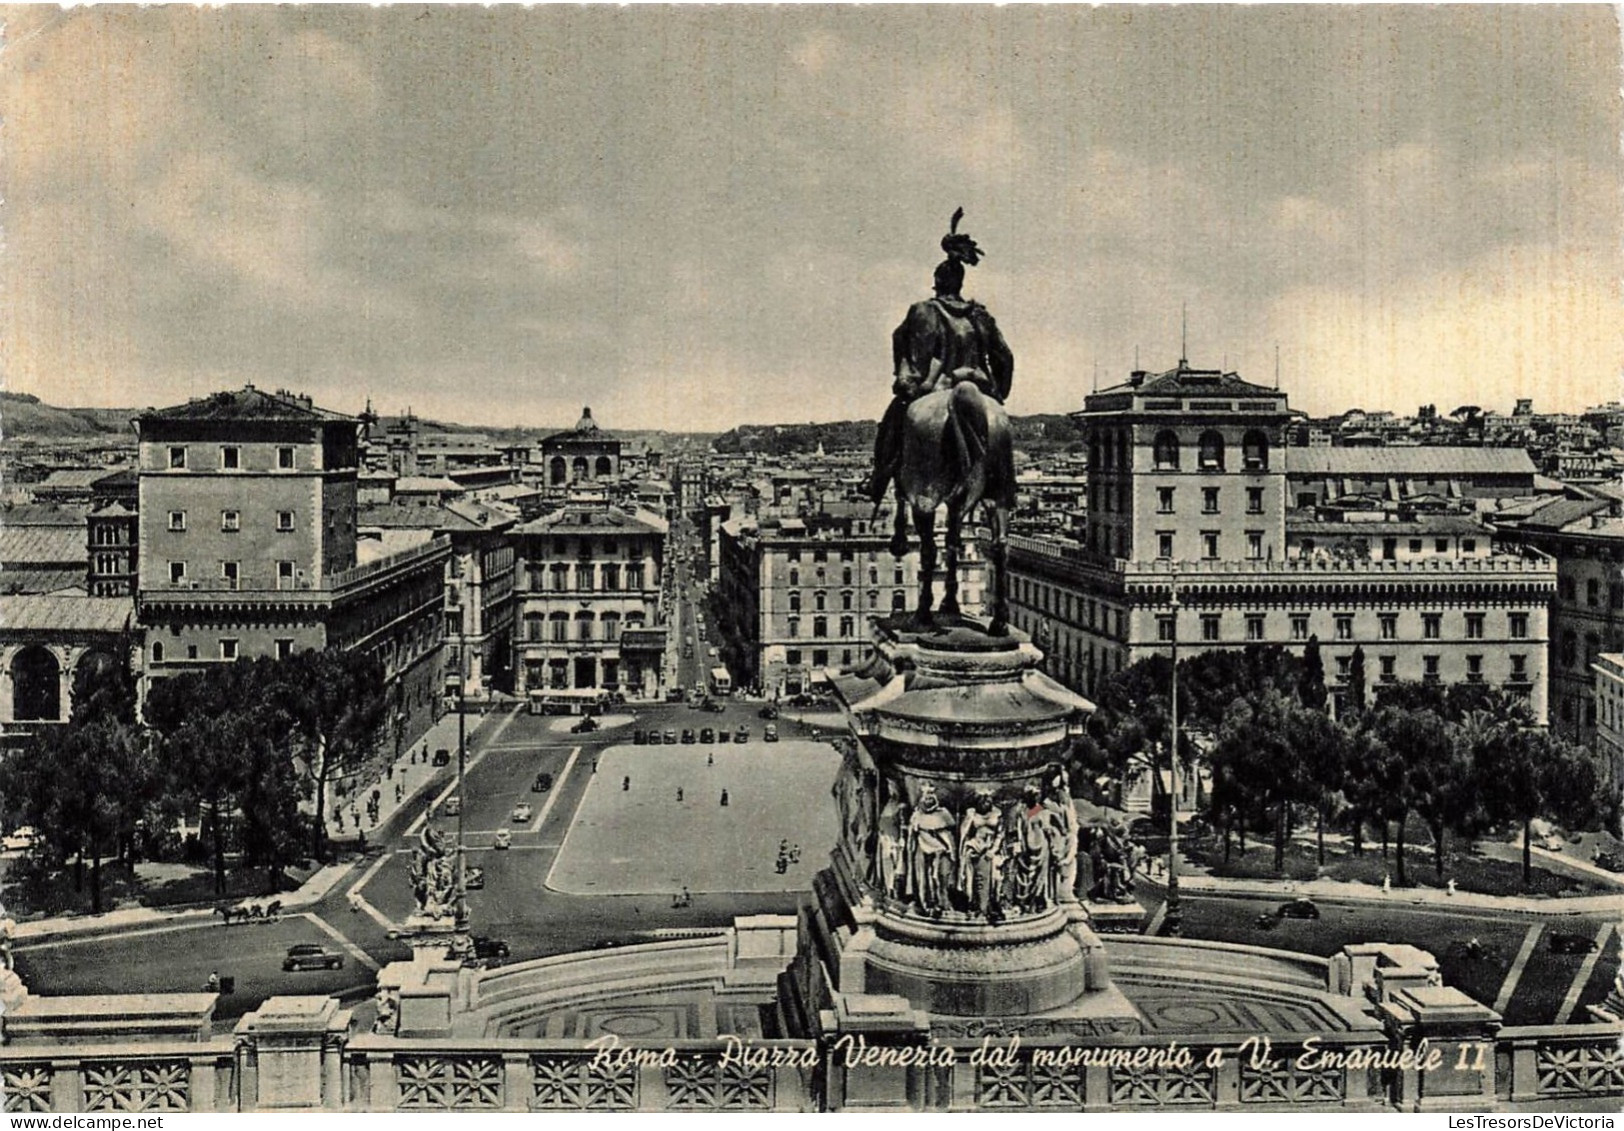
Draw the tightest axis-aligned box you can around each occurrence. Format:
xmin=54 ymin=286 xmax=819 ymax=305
xmin=1005 ymin=364 xmax=1556 ymax=719
xmin=511 ymin=498 xmax=668 ymax=699
xmin=134 ymin=387 xmax=450 ymax=752
xmin=536 ymin=407 xmax=623 ymax=490
xmin=715 ymin=502 xmax=987 ymax=698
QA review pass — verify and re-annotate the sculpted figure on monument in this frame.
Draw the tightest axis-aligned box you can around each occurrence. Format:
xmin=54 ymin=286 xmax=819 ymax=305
xmin=957 ymin=789 xmax=1005 ymax=920
xmin=905 ymin=784 xmax=957 ymax=915
xmin=1044 ymin=768 xmax=1079 ymax=904
xmin=870 ymin=208 xmax=1016 ymax=633
xmin=1004 ymin=784 xmax=1054 ymax=913
xmin=874 ymin=792 xmax=908 ymax=899
xmin=409 ymin=823 xmax=458 ymax=919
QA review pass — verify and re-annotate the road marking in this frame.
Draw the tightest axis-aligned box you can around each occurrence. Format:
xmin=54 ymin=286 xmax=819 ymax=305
xmin=405 ymin=707 xmax=522 ymax=837
xmin=531 ymin=747 xmax=580 ymax=833
xmin=1493 ymin=924 xmax=1543 ymax=1014
xmin=1143 ymin=901 xmax=1167 ymax=937
xmin=1557 ymin=922 xmax=1613 ymax=1023
xmin=345 ymin=850 xmax=398 ymax=933
xmin=301 ymin=911 xmax=381 ymax=973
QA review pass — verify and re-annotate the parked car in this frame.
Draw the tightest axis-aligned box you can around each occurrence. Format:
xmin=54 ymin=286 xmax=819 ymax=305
xmin=472 ymin=936 xmax=510 ymax=968
xmin=647 ymin=729 xmax=663 ymax=745
xmin=493 ymin=830 xmax=512 ymax=851
xmin=764 ymin=724 xmax=779 ymax=742
xmin=511 ymin=802 xmax=534 ymax=824
xmin=2 ymin=827 xmax=38 ymax=852
xmin=700 ymin=727 xmax=716 ymax=744
xmin=666 ymin=689 xmax=686 ymax=703
xmin=717 ymin=729 xmax=731 ymax=743
xmin=681 ymin=728 xmax=697 ymax=744
xmin=283 ymin=944 xmax=344 ymax=972
xmin=1276 ymin=898 xmax=1321 ymax=921
xmin=664 ymin=728 xmax=677 ymax=744
xmin=466 ymin=866 xmax=485 ymax=889
xmin=1593 ymin=850 xmax=1624 ymax=873
xmin=633 ymin=729 xmax=649 ymax=745
xmin=759 ymin=705 xmax=780 ymax=720
xmin=432 ymin=748 xmax=452 ymax=767
xmin=570 ymin=716 xmax=600 ymax=734
xmin=683 ymin=645 xmax=694 ymax=658
xmin=1550 ymin=932 xmax=1599 ymax=955
xmin=533 ymin=772 xmax=554 ymax=793
xmin=442 ymin=795 xmax=462 ymax=817
xmin=735 ymin=726 xmax=750 ymax=744
xmin=703 ymin=698 xmax=725 ymax=713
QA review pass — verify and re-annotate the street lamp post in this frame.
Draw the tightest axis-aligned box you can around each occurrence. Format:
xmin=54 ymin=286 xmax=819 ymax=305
xmin=452 ymin=642 xmax=471 ymax=962
xmin=1165 ymin=566 xmax=1183 ymax=937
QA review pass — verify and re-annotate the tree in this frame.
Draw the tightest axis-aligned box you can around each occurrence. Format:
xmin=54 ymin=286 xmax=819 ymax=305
xmin=1346 ymin=645 xmax=1366 ymax=716
xmin=1298 ymin=635 xmax=1328 ymax=711
xmin=1477 ymin=728 xmax=1607 ymax=887
xmin=1213 ymin=688 xmax=1306 ymax=872
xmin=1368 ymin=704 xmax=1453 ymax=886
xmin=276 ymin=649 xmax=389 ymax=861
xmin=1294 ymin=709 xmax=1350 ymax=867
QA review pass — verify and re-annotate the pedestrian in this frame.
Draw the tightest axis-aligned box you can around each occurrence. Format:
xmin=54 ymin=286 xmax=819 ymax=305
xmin=348 ymin=892 xmax=362 ymax=914
xmin=707 ymin=752 xmax=714 ymax=766
xmin=677 ymin=787 xmax=684 ymax=802
xmin=358 ymin=830 xmax=367 ymax=850
xmin=204 ymin=971 xmax=221 ymax=993
xmin=720 ymin=789 xmax=729 ymax=807
xmin=1381 ymin=873 xmax=1391 ymax=895
xmin=623 ymin=776 xmax=631 ymax=791
xmin=682 ymin=885 xmax=691 ymax=906
xmin=388 ymin=766 xmax=394 ymax=781
xmin=1446 ymin=879 xmax=1456 ymax=896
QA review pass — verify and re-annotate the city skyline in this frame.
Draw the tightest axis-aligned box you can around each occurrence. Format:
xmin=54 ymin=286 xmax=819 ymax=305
xmin=6 ymin=6 xmax=1621 ymax=430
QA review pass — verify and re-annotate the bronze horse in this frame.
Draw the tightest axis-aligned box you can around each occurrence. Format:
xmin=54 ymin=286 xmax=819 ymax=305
xmin=892 ymin=376 xmax=1014 ymax=635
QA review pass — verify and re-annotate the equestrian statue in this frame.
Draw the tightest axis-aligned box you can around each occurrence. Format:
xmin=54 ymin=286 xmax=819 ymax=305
xmin=867 ymin=208 xmax=1015 ymax=635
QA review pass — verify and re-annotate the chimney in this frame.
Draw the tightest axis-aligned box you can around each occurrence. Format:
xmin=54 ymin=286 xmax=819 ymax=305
xmin=1128 ymin=371 xmax=1148 ymax=388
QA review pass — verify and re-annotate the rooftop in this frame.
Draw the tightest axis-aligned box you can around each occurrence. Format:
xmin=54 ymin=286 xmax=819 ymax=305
xmin=515 ymin=503 xmax=667 ymax=536
xmin=1285 ymin=446 xmax=1536 ymax=477
xmin=136 ymin=386 xmax=351 ymax=425
xmin=0 ymin=593 xmax=132 ymax=634
xmin=1 ymin=524 xmax=88 ymax=566
xmin=1089 ymin=362 xmax=1285 ymax=402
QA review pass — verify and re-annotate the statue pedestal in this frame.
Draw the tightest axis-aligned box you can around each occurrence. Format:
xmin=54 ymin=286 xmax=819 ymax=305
xmin=781 ymin=616 xmax=1141 ymax=1072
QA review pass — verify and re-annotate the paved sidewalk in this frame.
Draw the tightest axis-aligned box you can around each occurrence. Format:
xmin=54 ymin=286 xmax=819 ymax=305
xmin=327 ymin=708 xmax=500 ymax=845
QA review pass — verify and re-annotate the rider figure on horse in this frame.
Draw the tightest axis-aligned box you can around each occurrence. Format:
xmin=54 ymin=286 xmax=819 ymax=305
xmin=868 ymin=208 xmax=1014 ymax=556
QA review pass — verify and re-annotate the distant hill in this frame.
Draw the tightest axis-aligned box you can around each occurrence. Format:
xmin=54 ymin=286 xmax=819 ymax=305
xmin=0 ymin=392 xmax=131 ymax=437
xmin=711 ymin=413 xmax=1084 ymax=456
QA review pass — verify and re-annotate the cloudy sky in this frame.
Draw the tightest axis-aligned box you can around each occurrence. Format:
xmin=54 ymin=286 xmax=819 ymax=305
xmin=5 ymin=6 xmax=1620 ymax=430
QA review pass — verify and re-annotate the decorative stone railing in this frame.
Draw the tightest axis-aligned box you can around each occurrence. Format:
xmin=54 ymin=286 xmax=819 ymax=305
xmin=342 ymin=1038 xmax=817 ymax=1112
xmin=1496 ymin=1023 xmax=1624 ymax=1106
xmin=0 ymin=1043 xmax=237 ymax=1113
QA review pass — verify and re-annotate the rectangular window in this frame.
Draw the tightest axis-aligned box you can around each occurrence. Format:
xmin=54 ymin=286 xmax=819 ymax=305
xmin=1157 ymin=487 xmax=1175 ymax=514
xmin=221 ymin=561 xmax=239 ymax=590
xmin=168 ymin=446 xmax=187 ymax=469
xmin=787 ymin=549 xmax=801 ymax=563
xmin=1379 ymin=614 xmax=1397 ymax=640
xmin=169 ymin=561 xmax=187 ymax=584
xmin=277 ymin=561 xmax=295 ymax=589
xmin=1379 ymin=655 xmax=1396 ymax=681
xmin=168 ymin=510 xmax=186 ymax=532
xmin=220 ymin=446 xmax=240 ymax=470
xmin=1509 ymin=612 xmax=1528 ymax=639
xmin=1291 ymin=614 xmax=1309 ymax=641
xmin=1462 ymin=538 xmax=1476 ymax=553
xmin=787 ymin=618 xmax=800 ymax=638
xmin=1423 ymin=613 xmax=1441 ymax=640
xmin=1435 ymin=538 xmax=1449 ymax=554
xmin=786 ymin=649 xmax=802 ymax=665
xmin=1246 ymin=531 xmax=1263 ymax=560
xmin=813 ymin=616 xmax=828 ymax=637
xmin=1157 ymin=532 xmax=1174 ymax=560
xmin=1335 ymin=614 xmax=1353 ymax=641
xmin=1335 ymin=655 xmax=1351 ymax=681
xmin=1510 ymin=654 xmax=1527 ymax=679
xmin=1200 ymin=615 xmax=1220 ymax=642
xmin=1423 ymin=655 xmax=1440 ymax=682
xmin=277 ymin=447 xmax=295 ymax=469
xmin=813 ymin=549 xmax=827 ymax=563
xmin=1201 ymin=531 xmax=1219 ymax=559
xmin=1466 ymin=654 xmax=1484 ymax=682
xmin=1245 ymin=614 xmax=1264 ymax=642
xmin=276 ymin=511 xmax=295 ymax=532
xmin=275 ymin=639 xmax=294 ymax=661
xmin=1465 ymin=613 xmax=1485 ymax=639
xmin=1157 ymin=615 xmax=1175 ymax=642
xmin=221 ymin=510 xmax=240 ymax=532
xmin=1202 ymin=487 xmax=1220 ymax=514
xmin=1382 ymin=538 xmax=1397 ymax=562
xmin=220 ymin=639 xmax=239 ymax=661
xmin=812 ymin=649 xmax=829 ymax=666
xmin=1246 ymin=487 xmax=1264 ymax=514
xmin=1587 ymin=578 xmax=1601 ymax=607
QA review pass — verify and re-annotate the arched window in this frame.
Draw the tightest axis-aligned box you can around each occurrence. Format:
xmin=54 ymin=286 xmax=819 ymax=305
xmin=892 ymin=590 xmax=907 ymax=611
xmin=1242 ymin=429 xmax=1269 ymax=471
xmin=1153 ymin=430 xmax=1181 ymax=471
xmin=814 ymin=591 xmax=826 ymax=611
xmin=571 ymin=456 xmax=588 ymax=481
xmin=549 ymin=457 xmax=567 ymax=486
xmin=152 ymin=641 xmax=165 ymax=664
xmin=11 ymin=646 xmax=61 ymax=722
xmin=595 ymin=455 xmax=613 ymax=477
xmin=1198 ymin=430 xmax=1226 ymax=471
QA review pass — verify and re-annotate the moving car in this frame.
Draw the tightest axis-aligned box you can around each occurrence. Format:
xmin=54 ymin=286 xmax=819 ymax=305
xmin=764 ymin=724 xmax=779 ymax=742
xmin=472 ymin=936 xmax=510 ymax=968
xmin=2 ymin=827 xmax=38 ymax=852
xmin=702 ymin=698 xmax=725 ymax=714
xmin=700 ymin=727 xmax=715 ymax=744
xmin=432 ymin=748 xmax=452 ymax=767
xmin=570 ymin=716 xmax=600 ymax=734
xmin=735 ymin=726 xmax=750 ymax=744
xmin=681 ymin=728 xmax=697 ymax=744
xmin=532 ymin=772 xmax=554 ymax=792
xmin=1276 ymin=898 xmax=1321 ymax=921
xmin=511 ymin=802 xmax=534 ymax=824
xmin=466 ymin=866 xmax=486 ymax=889
xmin=1550 ymin=932 xmax=1599 ymax=955
xmin=493 ymin=830 xmax=512 ymax=850
xmin=442 ymin=796 xmax=462 ymax=817
xmin=759 ymin=705 xmax=780 ymax=720
xmin=283 ymin=944 xmax=344 ymax=972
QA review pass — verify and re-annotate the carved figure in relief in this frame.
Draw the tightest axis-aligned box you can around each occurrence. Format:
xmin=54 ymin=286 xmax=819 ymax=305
xmin=906 ymin=784 xmax=957 ymax=915
xmin=1044 ymin=767 xmax=1079 ymax=903
xmin=957 ymin=789 xmax=1005 ymax=919
xmin=874 ymin=793 xmax=908 ymax=899
xmin=409 ymin=823 xmax=457 ymax=919
xmin=1004 ymin=783 xmax=1054 ymax=912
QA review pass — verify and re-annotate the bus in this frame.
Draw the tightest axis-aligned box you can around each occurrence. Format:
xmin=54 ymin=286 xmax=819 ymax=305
xmin=708 ymin=666 xmax=732 ymax=698
xmin=528 ymin=688 xmax=611 ymax=716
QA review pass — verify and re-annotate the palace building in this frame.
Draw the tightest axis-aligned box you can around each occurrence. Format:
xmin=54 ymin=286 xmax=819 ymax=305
xmin=1004 ymin=363 xmax=1556 ymax=719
